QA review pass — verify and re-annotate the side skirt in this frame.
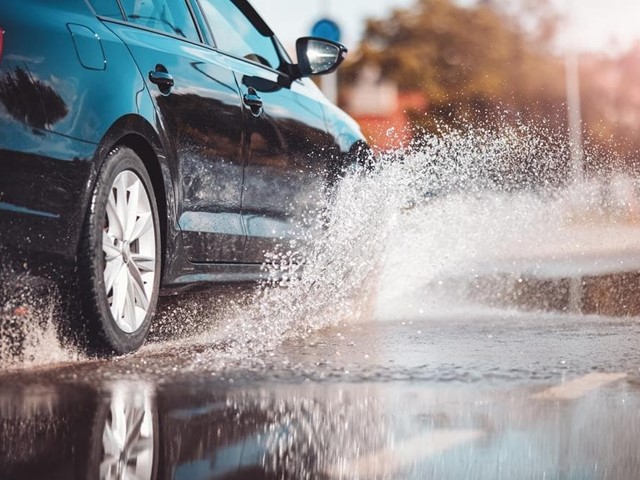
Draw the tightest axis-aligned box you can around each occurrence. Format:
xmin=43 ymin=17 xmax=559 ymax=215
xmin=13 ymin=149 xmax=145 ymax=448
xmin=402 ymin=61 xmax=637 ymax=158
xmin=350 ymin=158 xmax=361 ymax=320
xmin=159 ymin=263 xmax=266 ymax=296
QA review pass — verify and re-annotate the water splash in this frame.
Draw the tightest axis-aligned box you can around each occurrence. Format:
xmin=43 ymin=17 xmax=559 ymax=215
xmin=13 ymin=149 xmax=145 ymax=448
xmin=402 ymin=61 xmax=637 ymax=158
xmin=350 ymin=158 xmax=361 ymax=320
xmin=172 ymin=123 xmax=587 ymax=365
xmin=4 ymin=122 xmax=639 ymax=368
xmin=0 ymin=268 xmax=82 ymax=368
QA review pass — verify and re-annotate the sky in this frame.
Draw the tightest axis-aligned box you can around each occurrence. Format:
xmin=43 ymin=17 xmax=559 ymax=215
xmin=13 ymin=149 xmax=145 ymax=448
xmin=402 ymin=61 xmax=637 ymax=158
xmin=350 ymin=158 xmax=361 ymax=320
xmin=250 ymin=0 xmax=640 ymax=55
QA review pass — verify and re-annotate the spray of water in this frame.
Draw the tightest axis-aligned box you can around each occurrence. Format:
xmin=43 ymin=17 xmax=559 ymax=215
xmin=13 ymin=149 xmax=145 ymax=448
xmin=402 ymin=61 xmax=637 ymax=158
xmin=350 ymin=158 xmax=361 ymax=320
xmin=161 ymin=123 xmax=585 ymax=365
xmin=3 ymin=122 xmax=637 ymax=368
xmin=0 ymin=266 xmax=82 ymax=368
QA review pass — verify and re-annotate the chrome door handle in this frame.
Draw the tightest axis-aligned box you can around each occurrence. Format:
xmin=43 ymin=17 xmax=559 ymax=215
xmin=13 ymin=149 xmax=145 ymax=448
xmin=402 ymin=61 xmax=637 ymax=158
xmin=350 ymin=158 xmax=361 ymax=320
xmin=148 ymin=70 xmax=174 ymax=94
xmin=243 ymin=88 xmax=263 ymax=115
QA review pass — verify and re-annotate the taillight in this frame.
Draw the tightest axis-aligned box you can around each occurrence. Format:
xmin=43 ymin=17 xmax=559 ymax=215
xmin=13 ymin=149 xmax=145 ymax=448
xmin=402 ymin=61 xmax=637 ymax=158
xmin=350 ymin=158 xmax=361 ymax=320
xmin=0 ymin=28 xmax=4 ymax=63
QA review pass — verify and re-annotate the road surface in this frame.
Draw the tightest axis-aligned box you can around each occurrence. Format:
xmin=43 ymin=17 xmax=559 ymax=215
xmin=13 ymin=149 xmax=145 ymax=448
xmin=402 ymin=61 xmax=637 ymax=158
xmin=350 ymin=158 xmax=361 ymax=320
xmin=3 ymin=190 xmax=640 ymax=479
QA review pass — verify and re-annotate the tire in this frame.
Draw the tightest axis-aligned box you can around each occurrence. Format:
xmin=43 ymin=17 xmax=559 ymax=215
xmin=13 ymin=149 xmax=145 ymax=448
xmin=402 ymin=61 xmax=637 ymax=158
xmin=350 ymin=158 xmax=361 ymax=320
xmin=78 ymin=147 xmax=161 ymax=355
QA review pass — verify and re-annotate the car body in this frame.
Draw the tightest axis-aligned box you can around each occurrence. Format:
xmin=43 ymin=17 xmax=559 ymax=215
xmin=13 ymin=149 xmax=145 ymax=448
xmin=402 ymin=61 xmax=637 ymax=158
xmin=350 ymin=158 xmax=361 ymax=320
xmin=0 ymin=0 xmax=367 ymax=354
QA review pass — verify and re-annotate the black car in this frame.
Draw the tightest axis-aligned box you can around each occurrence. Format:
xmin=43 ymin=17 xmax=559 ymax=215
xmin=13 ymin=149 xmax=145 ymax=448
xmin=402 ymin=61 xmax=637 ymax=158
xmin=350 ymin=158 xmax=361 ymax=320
xmin=0 ymin=0 xmax=368 ymax=354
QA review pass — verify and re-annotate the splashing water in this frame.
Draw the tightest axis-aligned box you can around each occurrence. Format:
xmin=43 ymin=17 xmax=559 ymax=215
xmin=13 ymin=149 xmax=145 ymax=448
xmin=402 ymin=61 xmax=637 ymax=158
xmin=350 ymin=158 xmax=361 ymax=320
xmin=157 ymin=123 xmax=587 ymax=364
xmin=0 ymin=268 xmax=82 ymax=368
xmin=4 ymin=122 xmax=639 ymax=368
xmin=152 ymin=155 xmax=407 ymax=363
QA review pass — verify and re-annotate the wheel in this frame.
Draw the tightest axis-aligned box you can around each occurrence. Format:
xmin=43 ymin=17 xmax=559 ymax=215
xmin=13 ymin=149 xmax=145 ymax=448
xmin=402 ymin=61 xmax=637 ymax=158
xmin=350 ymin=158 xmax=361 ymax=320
xmin=79 ymin=147 xmax=160 ymax=355
xmin=88 ymin=382 xmax=158 ymax=480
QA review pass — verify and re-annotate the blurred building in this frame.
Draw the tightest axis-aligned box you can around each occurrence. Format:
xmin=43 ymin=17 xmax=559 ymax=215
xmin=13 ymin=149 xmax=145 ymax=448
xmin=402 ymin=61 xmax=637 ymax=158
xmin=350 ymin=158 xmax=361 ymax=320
xmin=341 ymin=65 xmax=427 ymax=151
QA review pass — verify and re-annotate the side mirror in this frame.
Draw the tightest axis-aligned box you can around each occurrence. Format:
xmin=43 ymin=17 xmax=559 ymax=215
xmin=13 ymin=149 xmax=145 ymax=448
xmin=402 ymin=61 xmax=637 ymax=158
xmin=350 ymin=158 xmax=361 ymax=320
xmin=295 ymin=37 xmax=347 ymax=78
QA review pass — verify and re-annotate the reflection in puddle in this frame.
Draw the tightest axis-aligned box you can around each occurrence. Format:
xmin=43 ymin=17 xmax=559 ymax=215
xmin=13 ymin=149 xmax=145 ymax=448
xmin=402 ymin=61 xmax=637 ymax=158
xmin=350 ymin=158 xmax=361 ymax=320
xmin=0 ymin=381 xmax=155 ymax=480
xmin=0 ymin=381 xmax=398 ymax=479
xmin=158 ymin=385 xmax=390 ymax=479
xmin=2 ymin=378 xmax=640 ymax=479
xmin=99 ymin=383 xmax=155 ymax=480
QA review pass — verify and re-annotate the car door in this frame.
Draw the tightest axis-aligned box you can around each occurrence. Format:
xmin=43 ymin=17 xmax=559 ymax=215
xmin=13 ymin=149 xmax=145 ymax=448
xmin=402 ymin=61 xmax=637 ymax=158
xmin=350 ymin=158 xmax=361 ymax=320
xmin=239 ymin=74 xmax=338 ymax=264
xmin=102 ymin=0 xmax=247 ymax=263
xmin=195 ymin=0 xmax=338 ymax=264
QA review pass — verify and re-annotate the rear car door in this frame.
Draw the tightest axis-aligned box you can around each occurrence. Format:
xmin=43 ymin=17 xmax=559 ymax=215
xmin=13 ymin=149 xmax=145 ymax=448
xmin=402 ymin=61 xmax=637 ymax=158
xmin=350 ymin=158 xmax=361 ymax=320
xmin=195 ymin=0 xmax=338 ymax=263
xmin=101 ymin=0 xmax=247 ymax=263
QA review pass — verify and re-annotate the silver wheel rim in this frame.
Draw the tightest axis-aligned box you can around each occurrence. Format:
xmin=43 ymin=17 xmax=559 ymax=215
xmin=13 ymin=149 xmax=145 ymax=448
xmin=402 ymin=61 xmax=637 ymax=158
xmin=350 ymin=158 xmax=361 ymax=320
xmin=100 ymin=383 xmax=155 ymax=480
xmin=102 ymin=170 xmax=156 ymax=334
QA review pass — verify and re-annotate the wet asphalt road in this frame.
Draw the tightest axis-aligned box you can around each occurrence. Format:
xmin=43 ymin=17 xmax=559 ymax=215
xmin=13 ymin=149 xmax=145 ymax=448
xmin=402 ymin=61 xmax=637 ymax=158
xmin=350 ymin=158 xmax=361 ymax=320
xmin=4 ymin=196 xmax=640 ymax=479
xmin=3 ymin=295 xmax=640 ymax=479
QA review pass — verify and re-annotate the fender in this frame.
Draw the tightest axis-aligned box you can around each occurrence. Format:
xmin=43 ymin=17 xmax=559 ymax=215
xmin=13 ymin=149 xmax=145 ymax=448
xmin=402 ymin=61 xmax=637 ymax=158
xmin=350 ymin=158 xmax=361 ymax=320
xmin=83 ymin=113 xmax=185 ymax=286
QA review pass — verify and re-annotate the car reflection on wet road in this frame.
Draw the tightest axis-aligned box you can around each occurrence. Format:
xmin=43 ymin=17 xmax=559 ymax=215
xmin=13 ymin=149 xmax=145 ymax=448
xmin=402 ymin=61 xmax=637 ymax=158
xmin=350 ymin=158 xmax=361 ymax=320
xmin=5 ymin=184 xmax=640 ymax=479
xmin=3 ymin=295 xmax=640 ymax=479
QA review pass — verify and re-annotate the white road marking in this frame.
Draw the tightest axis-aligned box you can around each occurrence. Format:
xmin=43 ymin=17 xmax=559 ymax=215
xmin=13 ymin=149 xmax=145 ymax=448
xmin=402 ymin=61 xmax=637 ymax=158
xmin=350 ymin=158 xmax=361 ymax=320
xmin=534 ymin=372 xmax=627 ymax=401
xmin=329 ymin=429 xmax=483 ymax=478
xmin=325 ymin=373 xmax=626 ymax=477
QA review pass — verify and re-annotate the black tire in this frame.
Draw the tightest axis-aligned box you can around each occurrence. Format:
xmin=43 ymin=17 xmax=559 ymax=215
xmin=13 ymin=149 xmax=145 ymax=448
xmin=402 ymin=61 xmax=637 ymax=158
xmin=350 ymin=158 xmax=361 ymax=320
xmin=78 ymin=147 xmax=161 ymax=355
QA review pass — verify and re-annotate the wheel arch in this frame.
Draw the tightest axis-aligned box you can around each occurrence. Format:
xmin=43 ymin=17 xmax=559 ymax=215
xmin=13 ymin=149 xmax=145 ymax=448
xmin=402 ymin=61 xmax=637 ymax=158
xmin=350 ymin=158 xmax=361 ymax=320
xmin=116 ymin=133 xmax=168 ymax=271
xmin=87 ymin=114 xmax=176 ymax=281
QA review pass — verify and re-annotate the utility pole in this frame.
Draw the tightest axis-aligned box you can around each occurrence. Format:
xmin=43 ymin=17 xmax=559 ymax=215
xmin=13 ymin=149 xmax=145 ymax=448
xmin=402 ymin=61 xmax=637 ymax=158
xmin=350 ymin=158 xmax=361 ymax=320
xmin=565 ymin=0 xmax=583 ymax=314
xmin=565 ymin=52 xmax=584 ymax=184
xmin=564 ymin=0 xmax=584 ymax=184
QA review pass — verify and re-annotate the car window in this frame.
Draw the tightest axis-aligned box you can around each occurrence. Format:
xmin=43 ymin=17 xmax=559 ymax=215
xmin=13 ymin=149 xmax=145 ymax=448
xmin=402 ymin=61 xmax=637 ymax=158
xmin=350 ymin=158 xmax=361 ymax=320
xmin=88 ymin=0 xmax=124 ymax=18
xmin=119 ymin=0 xmax=200 ymax=42
xmin=197 ymin=0 xmax=280 ymax=70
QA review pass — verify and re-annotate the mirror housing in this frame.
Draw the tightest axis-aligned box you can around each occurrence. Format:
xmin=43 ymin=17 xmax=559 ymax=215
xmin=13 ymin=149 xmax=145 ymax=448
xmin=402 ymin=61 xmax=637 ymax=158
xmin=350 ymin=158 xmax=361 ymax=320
xmin=294 ymin=37 xmax=347 ymax=79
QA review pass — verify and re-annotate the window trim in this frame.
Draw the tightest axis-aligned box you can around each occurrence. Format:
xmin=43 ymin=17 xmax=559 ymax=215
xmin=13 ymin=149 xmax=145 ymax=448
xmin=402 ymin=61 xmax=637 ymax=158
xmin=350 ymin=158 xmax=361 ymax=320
xmin=93 ymin=0 xmax=297 ymax=81
xmin=186 ymin=0 xmax=214 ymax=46
xmin=84 ymin=0 xmax=126 ymax=20
xmin=103 ymin=0 xmax=205 ymax=44
xmin=97 ymin=15 xmax=206 ymax=47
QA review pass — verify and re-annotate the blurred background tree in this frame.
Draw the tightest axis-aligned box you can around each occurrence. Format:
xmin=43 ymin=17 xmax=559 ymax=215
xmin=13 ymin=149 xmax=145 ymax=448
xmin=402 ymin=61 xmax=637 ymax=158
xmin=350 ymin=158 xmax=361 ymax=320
xmin=342 ymin=0 xmax=565 ymax=131
xmin=339 ymin=0 xmax=640 ymax=174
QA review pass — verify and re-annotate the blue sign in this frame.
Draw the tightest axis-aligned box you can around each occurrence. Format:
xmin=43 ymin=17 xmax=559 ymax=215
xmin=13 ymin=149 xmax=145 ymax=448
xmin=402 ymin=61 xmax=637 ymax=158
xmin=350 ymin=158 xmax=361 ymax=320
xmin=311 ymin=18 xmax=341 ymax=43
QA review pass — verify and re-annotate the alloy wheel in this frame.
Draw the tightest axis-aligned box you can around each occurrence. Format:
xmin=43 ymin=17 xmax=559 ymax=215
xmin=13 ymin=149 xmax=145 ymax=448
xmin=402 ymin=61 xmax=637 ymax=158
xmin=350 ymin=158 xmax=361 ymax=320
xmin=102 ymin=170 xmax=156 ymax=334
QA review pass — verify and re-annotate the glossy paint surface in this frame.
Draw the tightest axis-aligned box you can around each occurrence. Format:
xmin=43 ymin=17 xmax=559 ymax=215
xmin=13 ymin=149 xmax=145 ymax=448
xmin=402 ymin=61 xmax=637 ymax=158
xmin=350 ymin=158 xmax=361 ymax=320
xmin=105 ymin=22 xmax=247 ymax=264
xmin=237 ymin=64 xmax=339 ymax=263
xmin=0 ymin=0 xmax=366 ymax=290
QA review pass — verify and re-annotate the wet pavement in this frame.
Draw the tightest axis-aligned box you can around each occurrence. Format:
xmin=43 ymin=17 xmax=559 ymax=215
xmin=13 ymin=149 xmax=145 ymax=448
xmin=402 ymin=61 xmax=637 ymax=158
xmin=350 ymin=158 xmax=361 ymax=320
xmin=3 ymin=300 xmax=640 ymax=479
xmin=4 ymin=183 xmax=640 ymax=479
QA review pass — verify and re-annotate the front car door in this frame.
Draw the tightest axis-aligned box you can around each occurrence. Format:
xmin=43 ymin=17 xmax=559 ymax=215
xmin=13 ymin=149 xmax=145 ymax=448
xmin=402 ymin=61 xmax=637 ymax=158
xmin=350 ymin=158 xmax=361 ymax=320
xmin=195 ymin=0 xmax=338 ymax=263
